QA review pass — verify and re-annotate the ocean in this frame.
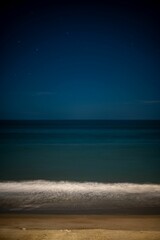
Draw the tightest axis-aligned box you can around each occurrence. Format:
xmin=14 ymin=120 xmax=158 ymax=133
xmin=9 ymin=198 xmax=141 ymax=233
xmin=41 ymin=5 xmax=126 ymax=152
xmin=0 ymin=120 xmax=160 ymax=214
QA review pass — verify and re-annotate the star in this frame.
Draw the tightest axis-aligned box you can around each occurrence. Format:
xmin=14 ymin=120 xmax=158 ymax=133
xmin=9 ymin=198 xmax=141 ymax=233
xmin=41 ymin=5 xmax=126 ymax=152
xmin=34 ymin=48 xmax=39 ymax=55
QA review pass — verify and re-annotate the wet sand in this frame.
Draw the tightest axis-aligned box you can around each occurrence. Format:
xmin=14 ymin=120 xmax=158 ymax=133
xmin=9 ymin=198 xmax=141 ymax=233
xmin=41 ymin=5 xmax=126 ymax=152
xmin=0 ymin=214 xmax=160 ymax=240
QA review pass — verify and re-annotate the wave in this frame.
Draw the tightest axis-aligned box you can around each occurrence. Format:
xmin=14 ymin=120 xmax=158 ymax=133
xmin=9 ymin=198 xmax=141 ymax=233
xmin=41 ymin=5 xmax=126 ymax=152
xmin=0 ymin=181 xmax=160 ymax=214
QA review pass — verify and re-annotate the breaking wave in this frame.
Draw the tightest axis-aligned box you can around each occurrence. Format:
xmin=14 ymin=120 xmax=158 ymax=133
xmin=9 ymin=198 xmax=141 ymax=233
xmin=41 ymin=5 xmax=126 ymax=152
xmin=0 ymin=181 xmax=160 ymax=214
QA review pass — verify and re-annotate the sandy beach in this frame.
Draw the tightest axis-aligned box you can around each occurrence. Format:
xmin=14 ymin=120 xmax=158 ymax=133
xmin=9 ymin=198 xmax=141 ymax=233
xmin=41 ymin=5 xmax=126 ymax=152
xmin=0 ymin=214 xmax=160 ymax=240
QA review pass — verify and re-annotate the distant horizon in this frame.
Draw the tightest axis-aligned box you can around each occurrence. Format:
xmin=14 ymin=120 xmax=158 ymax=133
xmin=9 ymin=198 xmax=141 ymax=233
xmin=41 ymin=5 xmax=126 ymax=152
xmin=1 ymin=119 xmax=160 ymax=121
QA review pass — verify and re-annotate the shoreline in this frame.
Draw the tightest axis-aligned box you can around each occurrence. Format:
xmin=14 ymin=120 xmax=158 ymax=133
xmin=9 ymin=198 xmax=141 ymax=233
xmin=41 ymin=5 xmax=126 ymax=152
xmin=0 ymin=214 xmax=160 ymax=230
xmin=0 ymin=214 xmax=160 ymax=239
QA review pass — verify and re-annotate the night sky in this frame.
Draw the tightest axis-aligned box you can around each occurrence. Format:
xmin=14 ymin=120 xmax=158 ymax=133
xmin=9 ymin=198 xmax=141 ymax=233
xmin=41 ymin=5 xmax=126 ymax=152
xmin=1 ymin=0 xmax=160 ymax=120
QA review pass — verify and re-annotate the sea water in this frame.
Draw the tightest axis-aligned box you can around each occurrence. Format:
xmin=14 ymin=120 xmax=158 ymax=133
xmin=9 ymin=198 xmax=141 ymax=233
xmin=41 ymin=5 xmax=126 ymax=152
xmin=0 ymin=120 xmax=160 ymax=213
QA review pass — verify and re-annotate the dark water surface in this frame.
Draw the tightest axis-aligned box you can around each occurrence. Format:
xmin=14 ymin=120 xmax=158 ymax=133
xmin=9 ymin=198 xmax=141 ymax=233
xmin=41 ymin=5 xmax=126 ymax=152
xmin=0 ymin=120 xmax=160 ymax=182
xmin=0 ymin=120 xmax=160 ymax=214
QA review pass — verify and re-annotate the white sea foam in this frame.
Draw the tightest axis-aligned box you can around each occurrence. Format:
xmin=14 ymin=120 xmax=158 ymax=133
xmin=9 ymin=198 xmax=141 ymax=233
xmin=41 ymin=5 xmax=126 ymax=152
xmin=0 ymin=181 xmax=160 ymax=213
xmin=0 ymin=180 xmax=160 ymax=193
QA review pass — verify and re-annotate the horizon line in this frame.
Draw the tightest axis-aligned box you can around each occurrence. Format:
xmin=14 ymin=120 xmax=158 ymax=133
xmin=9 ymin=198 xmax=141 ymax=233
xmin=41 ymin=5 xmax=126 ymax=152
xmin=0 ymin=119 xmax=160 ymax=121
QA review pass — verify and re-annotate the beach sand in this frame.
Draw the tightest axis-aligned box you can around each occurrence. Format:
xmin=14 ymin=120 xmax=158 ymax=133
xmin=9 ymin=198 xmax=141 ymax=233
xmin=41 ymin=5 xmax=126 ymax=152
xmin=0 ymin=214 xmax=160 ymax=240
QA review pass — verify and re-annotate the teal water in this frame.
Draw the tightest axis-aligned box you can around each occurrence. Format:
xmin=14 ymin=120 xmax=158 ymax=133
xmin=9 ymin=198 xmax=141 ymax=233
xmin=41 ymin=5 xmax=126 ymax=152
xmin=0 ymin=120 xmax=160 ymax=183
xmin=0 ymin=120 xmax=160 ymax=214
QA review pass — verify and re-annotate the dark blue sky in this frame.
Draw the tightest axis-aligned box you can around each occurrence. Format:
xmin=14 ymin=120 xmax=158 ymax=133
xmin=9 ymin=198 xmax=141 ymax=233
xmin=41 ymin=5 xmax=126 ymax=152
xmin=1 ymin=0 xmax=160 ymax=119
